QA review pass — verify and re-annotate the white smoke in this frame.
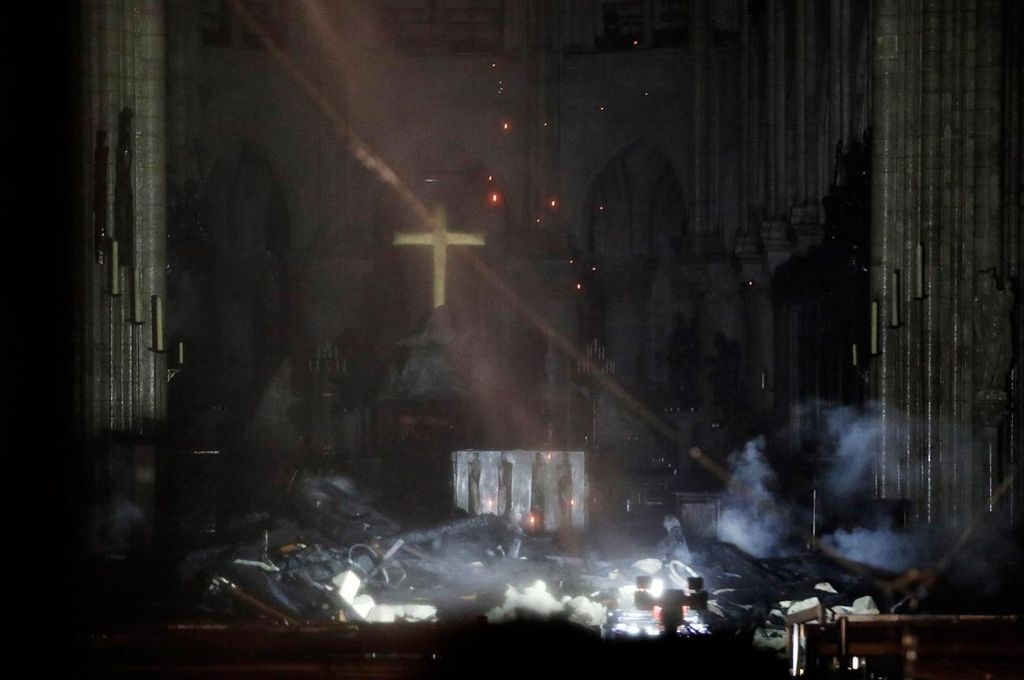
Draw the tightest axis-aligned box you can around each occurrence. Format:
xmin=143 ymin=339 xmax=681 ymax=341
xmin=717 ymin=436 xmax=789 ymax=557
xmin=823 ymin=524 xmax=927 ymax=572
xmin=823 ymin=404 xmax=883 ymax=499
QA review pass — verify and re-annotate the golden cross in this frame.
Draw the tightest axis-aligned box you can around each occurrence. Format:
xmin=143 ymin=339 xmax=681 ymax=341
xmin=393 ymin=204 xmax=485 ymax=308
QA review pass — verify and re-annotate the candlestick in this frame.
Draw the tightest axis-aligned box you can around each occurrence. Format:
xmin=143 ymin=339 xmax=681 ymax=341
xmin=151 ymin=295 xmax=164 ymax=352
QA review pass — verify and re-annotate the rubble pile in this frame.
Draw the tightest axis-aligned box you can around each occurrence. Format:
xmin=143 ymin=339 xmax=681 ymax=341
xmin=179 ymin=473 xmax=884 ymax=652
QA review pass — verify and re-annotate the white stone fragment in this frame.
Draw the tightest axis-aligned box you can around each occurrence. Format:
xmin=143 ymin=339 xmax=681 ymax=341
xmin=402 ymin=604 xmax=438 ymax=622
xmin=331 ymin=570 xmax=361 ymax=605
xmin=352 ymin=594 xmax=376 ymax=620
xmin=632 ymin=559 xmax=663 ymax=575
xmin=752 ymin=627 xmax=787 ymax=652
xmin=366 ymin=605 xmax=397 ymax=623
xmin=815 ymin=582 xmax=838 ymax=594
xmin=786 ymin=597 xmax=821 ymax=616
xmin=852 ymin=595 xmax=879 ymax=614
xmin=365 ymin=604 xmax=438 ymax=623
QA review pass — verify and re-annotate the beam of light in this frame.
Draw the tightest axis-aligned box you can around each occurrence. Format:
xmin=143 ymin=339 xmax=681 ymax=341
xmin=225 ymin=0 xmax=1023 ymax=602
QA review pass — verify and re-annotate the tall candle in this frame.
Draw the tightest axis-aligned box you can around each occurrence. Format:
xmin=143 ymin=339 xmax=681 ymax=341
xmin=110 ymin=239 xmax=120 ymax=296
xmin=151 ymin=295 xmax=164 ymax=352
xmin=177 ymin=340 xmax=184 ymax=366
xmin=852 ymin=343 xmax=859 ymax=367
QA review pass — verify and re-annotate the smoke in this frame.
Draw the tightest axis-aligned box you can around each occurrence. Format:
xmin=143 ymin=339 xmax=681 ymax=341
xmin=90 ymin=496 xmax=146 ymax=556
xmin=717 ymin=436 xmax=789 ymax=557
xmin=823 ymin=524 xmax=929 ymax=572
xmin=822 ymin=403 xmax=883 ymax=500
xmin=715 ymin=404 xmax=927 ymax=569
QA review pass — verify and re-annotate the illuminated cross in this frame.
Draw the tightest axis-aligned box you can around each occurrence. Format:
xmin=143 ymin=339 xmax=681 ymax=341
xmin=393 ymin=204 xmax=485 ymax=308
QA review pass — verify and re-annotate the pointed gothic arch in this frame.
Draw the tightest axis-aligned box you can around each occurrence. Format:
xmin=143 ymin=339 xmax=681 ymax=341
xmin=579 ymin=140 xmax=687 ymax=258
xmin=187 ymin=139 xmax=294 ymax=416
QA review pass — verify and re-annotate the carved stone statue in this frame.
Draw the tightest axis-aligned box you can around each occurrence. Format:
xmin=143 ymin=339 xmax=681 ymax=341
xmin=974 ymin=270 xmax=1014 ymax=396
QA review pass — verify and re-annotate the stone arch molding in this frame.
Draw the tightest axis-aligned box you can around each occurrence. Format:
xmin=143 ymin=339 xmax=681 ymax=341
xmin=576 ymin=138 xmax=688 ymax=258
xmin=194 ymin=138 xmax=294 ymax=406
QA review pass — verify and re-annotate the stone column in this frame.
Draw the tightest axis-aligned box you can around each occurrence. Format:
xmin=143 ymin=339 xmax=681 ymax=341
xmin=78 ymin=0 xmax=168 ymax=438
xmin=870 ymin=0 xmax=1016 ymax=526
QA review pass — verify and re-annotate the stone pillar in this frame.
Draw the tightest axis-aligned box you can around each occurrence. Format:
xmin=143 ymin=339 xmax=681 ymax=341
xmin=78 ymin=0 xmax=168 ymax=438
xmin=690 ymin=0 xmax=709 ymax=233
xmin=870 ymin=0 xmax=1017 ymax=526
xmin=76 ymin=0 xmax=168 ymax=560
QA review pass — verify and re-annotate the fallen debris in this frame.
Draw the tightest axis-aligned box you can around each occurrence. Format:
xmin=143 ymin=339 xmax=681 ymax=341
xmin=181 ymin=471 xmax=886 ymax=657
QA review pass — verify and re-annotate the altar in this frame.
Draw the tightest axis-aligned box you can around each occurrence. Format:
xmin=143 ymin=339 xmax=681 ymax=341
xmin=451 ymin=449 xmax=586 ymax=532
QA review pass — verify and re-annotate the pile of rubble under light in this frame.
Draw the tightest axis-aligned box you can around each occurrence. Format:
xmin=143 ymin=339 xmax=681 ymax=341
xmin=179 ymin=473 xmax=885 ymax=652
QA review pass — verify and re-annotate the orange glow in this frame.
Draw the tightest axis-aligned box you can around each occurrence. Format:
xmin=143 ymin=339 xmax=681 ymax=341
xmin=490 ymin=192 xmax=500 ymax=204
xmin=501 ymin=120 xmax=510 ymax=131
xmin=549 ymin=199 xmax=557 ymax=208
xmin=576 ymin=283 xmax=582 ymax=290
